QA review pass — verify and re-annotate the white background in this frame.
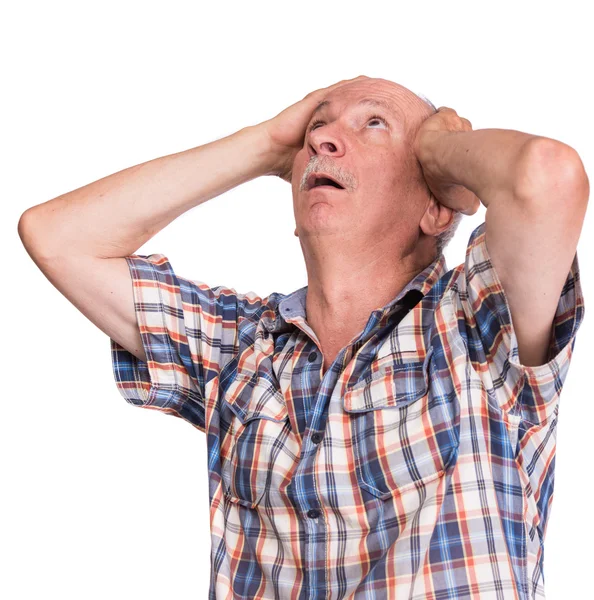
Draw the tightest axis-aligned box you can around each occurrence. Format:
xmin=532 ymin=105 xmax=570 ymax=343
xmin=2 ymin=1 xmax=592 ymax=598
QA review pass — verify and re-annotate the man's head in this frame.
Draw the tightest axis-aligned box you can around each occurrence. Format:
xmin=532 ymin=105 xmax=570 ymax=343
xmin=291 ymin=77 xmax=461 ymax=260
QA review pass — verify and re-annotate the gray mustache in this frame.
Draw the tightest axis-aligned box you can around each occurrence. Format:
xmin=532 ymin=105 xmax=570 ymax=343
xmin=299 ymin=156 xmax=357 ymax=192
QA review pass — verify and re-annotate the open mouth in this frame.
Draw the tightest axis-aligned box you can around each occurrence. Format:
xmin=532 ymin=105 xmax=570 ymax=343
xmin=306 ymin=173 xmax=345 ymax=191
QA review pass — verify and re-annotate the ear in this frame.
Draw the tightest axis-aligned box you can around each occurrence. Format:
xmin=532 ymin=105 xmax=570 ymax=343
xmin=419 ymin=193 xmax=455 ymax=238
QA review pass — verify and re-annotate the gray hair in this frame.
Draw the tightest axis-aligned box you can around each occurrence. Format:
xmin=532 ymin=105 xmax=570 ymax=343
xmin=414 ymin=91 xmax=463 ymax=256
xmin=435 ymin=210 xmax=464 ymax=256
xmin=415 ymin=92 xmax=437 ymax=113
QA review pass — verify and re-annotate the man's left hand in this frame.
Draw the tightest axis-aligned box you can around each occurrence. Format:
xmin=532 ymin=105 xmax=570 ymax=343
xmin=413 ymin=107 xmax=481 ymax=216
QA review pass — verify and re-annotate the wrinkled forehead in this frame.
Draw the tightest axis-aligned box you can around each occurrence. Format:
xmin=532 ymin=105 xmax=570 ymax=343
xmin=320 ymin=78 xmax=431 ymax=135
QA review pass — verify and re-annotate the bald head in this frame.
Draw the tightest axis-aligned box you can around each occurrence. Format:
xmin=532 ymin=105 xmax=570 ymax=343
xmin=290 ymin=75 xmax=459 ymax=263
xmin=320 ymin=77 xmax=435 ymax=145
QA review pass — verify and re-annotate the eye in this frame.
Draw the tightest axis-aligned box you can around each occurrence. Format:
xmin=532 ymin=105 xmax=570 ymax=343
xmin=308 ymin=119 xmax=325 ymax=132
xmin=367 ymin=115 xmax=389 ymax=129
xmin=308 ymin=115 xmax=389 ymax=133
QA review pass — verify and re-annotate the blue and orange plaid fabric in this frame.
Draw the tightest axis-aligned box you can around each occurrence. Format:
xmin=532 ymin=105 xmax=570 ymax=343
xmin=111 ymin=221 xmax=584 ymax=599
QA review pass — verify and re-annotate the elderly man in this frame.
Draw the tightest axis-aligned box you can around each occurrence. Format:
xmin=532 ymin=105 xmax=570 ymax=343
xmin=18 ymin=75 xmax=587 ymax=599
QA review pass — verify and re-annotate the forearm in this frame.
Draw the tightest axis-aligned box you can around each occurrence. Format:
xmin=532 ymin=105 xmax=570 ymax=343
xmin=419 ymin=128 xmax=541 ymax=206
xmin=18 ymin=124 xmax=273 ymax=259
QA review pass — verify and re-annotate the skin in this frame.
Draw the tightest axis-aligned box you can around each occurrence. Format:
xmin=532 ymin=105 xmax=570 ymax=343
xmin=20 ymin=75 xmax=587 ymax=379
xmin=288 ymin=78 xmax=458 ymax=372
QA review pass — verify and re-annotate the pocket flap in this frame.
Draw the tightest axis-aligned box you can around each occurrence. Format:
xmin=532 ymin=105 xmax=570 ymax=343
xmin=343 ymin=356 xmax=430 ymax=413
xmin=223 ymin=372 xmax=288 ymax=425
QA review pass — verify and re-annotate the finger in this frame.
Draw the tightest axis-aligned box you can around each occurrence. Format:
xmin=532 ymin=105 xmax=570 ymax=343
xmin=336 ymin=75 xmax=369 ymax=85
xmin=463 ymin=195 xmax=481 ymax=215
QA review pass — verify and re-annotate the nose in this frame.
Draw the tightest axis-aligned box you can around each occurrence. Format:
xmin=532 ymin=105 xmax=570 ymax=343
xmin=308 ymin=125 xmax=345 ymax=158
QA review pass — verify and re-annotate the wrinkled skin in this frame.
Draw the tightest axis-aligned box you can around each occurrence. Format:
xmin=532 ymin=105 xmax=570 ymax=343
xmin=290 ymin=77 xmax=456 ymax=257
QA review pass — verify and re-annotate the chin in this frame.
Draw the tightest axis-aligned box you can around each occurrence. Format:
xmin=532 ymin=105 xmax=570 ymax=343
xmin=299 ymin=219 xmax=344 ymax=239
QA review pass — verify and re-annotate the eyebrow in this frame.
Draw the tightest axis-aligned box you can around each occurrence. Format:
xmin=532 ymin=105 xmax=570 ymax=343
xmin=311 ymin=97 xmax=395 ymax=117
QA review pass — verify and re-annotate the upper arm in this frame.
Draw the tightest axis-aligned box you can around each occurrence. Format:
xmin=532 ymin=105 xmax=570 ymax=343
xmin=20 ymin=210 xmax=273 ymax=430
xmin=18 ymin=210 xmax=147 ymax=362
xmin=484 ymin=138 xmax=589 ymax=366
xmin=20 ymin=213 xmax=267 ymax=430
xmin=22 ymin=248 xmax=148 ymax=362
xmin=461 ymin=219 xmax=584 ymax=425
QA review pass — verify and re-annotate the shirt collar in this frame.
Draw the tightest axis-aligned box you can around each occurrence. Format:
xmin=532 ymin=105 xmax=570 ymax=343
xmin=264 ymin=253 xmax=448 ymax=334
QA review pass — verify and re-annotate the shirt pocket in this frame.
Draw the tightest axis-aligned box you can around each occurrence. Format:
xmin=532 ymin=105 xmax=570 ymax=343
xmin=220 ymin=371 xmax=296 ymax=509
xmin=342 ymin=350 xmax=460 ymax=501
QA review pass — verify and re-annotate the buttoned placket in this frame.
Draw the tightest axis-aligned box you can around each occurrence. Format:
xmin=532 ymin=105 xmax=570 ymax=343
xmin=276 ymin=316 xmax=356 ymax=597
xmin=274 ymin=299 xmax=324 ymax=596
xmin=271 ymin=288 xmax=423 ymax=598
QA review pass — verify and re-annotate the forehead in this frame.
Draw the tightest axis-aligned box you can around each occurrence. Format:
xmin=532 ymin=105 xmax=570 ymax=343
xmin=312 ymin=96 xmax=396 ymax=118
xmin=313 ymin=79 xmax=430 ymax=129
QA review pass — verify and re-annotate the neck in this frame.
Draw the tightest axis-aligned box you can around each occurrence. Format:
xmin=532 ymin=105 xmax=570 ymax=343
xmin=301 ymin=232 xmax=436 ymax=368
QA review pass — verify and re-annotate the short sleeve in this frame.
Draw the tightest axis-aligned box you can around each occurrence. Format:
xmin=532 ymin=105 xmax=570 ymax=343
xmin=110 ymin=253 xmax=266 ymax=432
xmin=461 ymin=221 xmax=585 ymax=424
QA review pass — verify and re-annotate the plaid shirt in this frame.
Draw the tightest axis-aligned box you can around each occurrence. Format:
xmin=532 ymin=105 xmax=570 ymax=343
xmin=111 ymin=221 xmax=584 ymax=599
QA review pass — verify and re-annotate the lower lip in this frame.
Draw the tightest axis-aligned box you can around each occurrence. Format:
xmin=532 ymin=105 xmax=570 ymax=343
xmin=308 ymin=186 xmax=344 ymax=191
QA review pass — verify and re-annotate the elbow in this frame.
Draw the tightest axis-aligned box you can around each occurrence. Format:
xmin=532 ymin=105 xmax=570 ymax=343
xmin=18 ymin=208 xmax=37 ymax=248
xmin=18 ymin=207 xmax=53 ymax=260
xmin=515 ymin=138 xmax=590 ymax=210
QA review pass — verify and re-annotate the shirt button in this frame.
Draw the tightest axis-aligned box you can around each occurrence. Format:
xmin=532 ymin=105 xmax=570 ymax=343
xmin=307 ymin=508 xmax=320 ymax=519
xmin=311 ymin=432 xmax=323 ymax=444
xmin=308 ymin=352 xmax=318 ymax=363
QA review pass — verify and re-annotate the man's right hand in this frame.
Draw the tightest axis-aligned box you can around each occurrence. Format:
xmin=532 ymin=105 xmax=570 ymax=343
xmin=17 ymin=74 xmax=369 ymax=374
xmin=18 ymin=75 xmax=370 ymax=265
xmin=260 ymin=76 xmax=369 ymax=183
